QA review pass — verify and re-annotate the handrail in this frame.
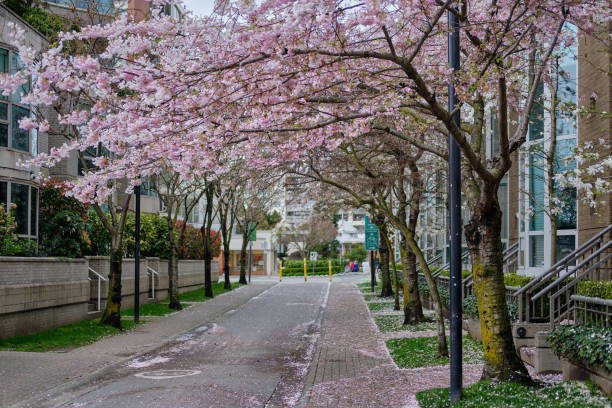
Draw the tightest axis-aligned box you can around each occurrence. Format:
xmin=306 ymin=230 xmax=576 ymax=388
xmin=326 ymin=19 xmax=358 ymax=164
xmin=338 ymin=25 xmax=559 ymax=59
xmin=532 ymin=241 xmax=612 ymax=301
xmin=88 ymin=267 xmax=107 ymax=312
xmin=515 ymin=224 xmax=612 ymax=296
xmin=570 ymin=295 xmax=612 ymax=307
xmin=432 ymin=250 xmax=470 ymax=278
xmin=503 ymin=241 xmax=519 ymax=257
xmin=88 ymin=267 xmax=107 ymax=281
xmin=146 ymin=266 xmax=159 ymax=299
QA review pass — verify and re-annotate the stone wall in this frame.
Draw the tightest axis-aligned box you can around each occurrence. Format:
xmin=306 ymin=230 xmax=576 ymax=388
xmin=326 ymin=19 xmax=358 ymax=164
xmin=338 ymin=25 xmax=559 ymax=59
xmin=0 ymin=257 xmax=89 ymax=340
xmin=0 ymin=257 xmax=218 ymax=340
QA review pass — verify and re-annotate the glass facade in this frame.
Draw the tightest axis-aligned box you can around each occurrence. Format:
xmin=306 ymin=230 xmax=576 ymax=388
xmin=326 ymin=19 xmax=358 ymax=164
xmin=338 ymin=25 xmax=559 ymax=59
xmin=0 ymin=48 xmax=32 ymax=153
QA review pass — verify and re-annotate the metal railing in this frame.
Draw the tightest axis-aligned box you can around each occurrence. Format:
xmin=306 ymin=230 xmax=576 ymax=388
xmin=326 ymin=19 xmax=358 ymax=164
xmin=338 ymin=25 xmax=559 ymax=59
xmin=432 ymin=250 xmax=470 ymax=278
xmin=146 ymin=266 xmax=159 ymax=299
xmin=514 ymin=224 xmax=612 ymax=323
xmin=569 ymin=295 xmax=612 ymax=328
xmin=503 ymin=242 xmax=519 ymax=274
xmin=88 ymin=266 xmax=107 ymax=312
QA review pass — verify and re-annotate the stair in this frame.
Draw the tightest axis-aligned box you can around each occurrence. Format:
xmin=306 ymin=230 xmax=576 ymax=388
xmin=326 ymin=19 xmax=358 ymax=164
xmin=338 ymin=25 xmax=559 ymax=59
xmin=514 ymin=224 xmax=612 ymax=327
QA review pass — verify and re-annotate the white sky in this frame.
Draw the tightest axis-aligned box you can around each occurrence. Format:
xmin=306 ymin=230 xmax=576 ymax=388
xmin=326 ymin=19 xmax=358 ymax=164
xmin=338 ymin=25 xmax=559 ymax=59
xmin=181 ymin=0 xmax=217 ymax=17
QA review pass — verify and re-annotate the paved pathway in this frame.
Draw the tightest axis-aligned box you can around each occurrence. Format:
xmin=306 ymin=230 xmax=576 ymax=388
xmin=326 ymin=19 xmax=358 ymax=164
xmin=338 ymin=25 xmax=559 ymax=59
xmin=1 ymin=281 xmax=276 ymax=408
xmin=298 ymin=284 xmax=482 ymax=408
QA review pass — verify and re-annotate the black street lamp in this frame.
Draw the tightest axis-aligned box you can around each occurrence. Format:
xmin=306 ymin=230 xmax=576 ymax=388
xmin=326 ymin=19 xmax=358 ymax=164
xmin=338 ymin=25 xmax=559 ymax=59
xmin=134 ymin=182 xmax=141 ymax=323
xmin=448 ymin=7 xmax=463 ymax=403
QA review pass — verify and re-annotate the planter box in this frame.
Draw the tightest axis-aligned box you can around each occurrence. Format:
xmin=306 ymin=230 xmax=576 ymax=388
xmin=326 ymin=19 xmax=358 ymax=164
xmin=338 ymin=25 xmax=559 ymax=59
xmin=463 ymin=316 xmax=482 ymax=342
xmin=562 ymin=358 xmax=612 ymax=397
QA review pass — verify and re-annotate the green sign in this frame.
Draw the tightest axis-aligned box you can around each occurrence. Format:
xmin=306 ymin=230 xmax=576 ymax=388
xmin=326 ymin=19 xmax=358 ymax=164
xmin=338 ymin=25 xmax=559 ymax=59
xmin=365 ymin=216 xmax=379 ymax=251
xmin=249 ymin=223 xmax=257 ymax=242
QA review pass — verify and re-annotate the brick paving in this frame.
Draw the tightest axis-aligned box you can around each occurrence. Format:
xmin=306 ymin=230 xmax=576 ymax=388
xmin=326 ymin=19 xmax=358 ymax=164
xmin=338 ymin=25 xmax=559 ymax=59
xmin=298 ymin=282 xmax=483 ymax=408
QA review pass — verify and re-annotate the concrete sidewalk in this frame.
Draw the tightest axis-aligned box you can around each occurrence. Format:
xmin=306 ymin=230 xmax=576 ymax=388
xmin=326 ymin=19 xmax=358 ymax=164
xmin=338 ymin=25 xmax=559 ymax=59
xmin=0 ymin=280 xmax=276 ymax=408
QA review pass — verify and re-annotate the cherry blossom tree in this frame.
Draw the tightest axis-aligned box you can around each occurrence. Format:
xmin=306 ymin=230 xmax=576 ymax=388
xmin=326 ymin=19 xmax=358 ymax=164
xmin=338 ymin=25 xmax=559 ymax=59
xmin=2 ymin=0 xmax=610 ymax=381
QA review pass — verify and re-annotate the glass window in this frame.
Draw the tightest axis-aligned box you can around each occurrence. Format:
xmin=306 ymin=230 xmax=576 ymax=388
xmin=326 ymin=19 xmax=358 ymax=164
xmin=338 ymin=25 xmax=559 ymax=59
xmin=498 ymin=178 xmax=508 ymax=240
xmin=529 ymin=82 xmax=545 ymax=141
xmin=11 ymin=183 xmax=29 ymax=235
xmin=30 ymin=187 xmax=37 ymax=236
xmin=529 ymin=151 xmax=545 ymax=231
xmin=0 ymin=49 xmax=8 ymax=73
xmin=12 ymin=105 xmax=29 ymax=152
xmin=0 ymin=102 xmax=7 ymax=120
xmin=490 ymin=111 xmax=500 ymax=155
xmin=11 ymin=54 xmax=29 ymax=104
xmin=556 ymin=235 xmax=575 ymax=263
xmin=0 ymin=123 xmax=7 ymax=147
xmin=0 ymin=181 xmax=7 ymax=205
xmin=529 ymin=235 xmax=544 ymax=267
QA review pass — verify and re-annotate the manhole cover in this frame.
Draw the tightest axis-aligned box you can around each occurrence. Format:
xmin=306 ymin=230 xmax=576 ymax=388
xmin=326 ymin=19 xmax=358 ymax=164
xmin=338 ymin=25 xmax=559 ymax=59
xmin=134 ymin=369 xmax=201 ymax=379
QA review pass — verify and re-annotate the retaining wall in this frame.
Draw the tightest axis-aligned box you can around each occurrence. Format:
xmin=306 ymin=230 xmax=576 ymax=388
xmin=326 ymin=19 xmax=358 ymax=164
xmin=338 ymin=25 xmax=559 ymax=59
xmin=0 ymin=256 xmax=218 ymax=339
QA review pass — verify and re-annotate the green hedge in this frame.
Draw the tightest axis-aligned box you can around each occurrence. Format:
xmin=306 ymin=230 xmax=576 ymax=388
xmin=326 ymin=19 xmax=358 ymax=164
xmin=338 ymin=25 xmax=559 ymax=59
xmin=281 ymin=265 xmax=343 ymax=276
xmin=577 ymin=281 xmax=612 ymax=299
xmin=283 ymin=259 xmax=340 ymax=269
xmin=548 ymin=324 xmax=612 ymax=371
xmin=462 ymin=294 xmax=518 ymax=322
xmin=503 ymin=273 xmax=534 ymax=287
xmin=437 ymin=269 xmax=472 ymax=279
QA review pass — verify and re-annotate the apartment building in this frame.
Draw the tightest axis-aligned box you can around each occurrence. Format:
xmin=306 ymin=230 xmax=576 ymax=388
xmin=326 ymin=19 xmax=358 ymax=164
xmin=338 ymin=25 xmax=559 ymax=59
xmin=0 ymin=5 xmax=48 ymax=241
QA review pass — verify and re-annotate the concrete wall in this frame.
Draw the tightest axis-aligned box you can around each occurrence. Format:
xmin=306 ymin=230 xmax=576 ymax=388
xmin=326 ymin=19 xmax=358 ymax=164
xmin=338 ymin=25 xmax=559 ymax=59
xmin=0 ymin=256 xmax=218 ymax=340
xmin=0 ymin=257 xmax=89 ymax=340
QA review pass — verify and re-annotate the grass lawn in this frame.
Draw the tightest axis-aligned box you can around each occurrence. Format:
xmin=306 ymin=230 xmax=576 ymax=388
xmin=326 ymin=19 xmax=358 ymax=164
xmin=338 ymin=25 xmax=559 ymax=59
xmin=368 ymin=302 xmax=398 ymax=313
xmin=0 ymin=319 xmax=141 ymax=352
xmin=121 ymin=302 xmax=190 ymax=316
xmin=416 ymin=379 xmax=611 ymax=408
xmin=386 ymin=335 xmax=483 ymax=368
xmin=162 ymin=282 xmax=244 ymax=303
xmin=375 ymin=315 xmax=443 ymax=333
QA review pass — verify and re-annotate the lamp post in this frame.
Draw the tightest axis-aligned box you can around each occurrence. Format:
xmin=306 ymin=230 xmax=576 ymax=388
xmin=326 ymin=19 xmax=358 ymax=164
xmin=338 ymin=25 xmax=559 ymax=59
xmin=448 ymin=7 xmax=462 ymax=403
xmin=134 ymin=182 xmax=141 ymax=323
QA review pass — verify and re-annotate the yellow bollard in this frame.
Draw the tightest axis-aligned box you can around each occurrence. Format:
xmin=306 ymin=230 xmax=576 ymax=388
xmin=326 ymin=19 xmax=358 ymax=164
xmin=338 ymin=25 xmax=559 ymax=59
xmin=329 ymin=260 xmax=332 ymax=282
xmin=279 ymin=261 xmax=283 ymax=282
xmin=303 ymin=258 xmax=307 ymax=281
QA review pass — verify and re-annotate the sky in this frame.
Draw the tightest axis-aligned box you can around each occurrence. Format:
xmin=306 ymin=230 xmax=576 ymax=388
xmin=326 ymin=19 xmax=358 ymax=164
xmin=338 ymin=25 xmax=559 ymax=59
xmin=181 ymin=0 xmax=217 ymax=17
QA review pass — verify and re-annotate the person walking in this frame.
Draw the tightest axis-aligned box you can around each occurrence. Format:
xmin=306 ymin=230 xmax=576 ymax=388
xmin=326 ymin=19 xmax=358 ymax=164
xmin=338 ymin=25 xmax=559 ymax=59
xmin=350 ymin=260 xmax=355 ymax=272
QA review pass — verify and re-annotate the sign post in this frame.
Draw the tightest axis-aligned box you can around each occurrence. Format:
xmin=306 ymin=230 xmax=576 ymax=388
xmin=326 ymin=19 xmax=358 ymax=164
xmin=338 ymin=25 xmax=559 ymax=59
xmin=365 ymin=216 xmax=379 ymax=292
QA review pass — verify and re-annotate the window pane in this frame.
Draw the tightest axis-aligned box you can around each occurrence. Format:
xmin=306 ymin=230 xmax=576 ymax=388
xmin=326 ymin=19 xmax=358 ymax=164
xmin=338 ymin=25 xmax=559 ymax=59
xmin=30 ymin=187 xmax=37 ymax=236
xmin=529 ymin=82 xmax=544 ymax=140
xmin=0 ymin=181 xmax=7 ymax=205
xmin=11 ymin=183 xmax=29 ymax=235
xmin=556 ymin=235 xmax=575 ymax=263
xmin=0 ymin=123 xmax=7 ymax=147
xmin=498 ymin=178 xmax=508 ymax=240
xmin=490 ymin=111 xmax=500 ymax=155
xmin=529 ymin=235 xmax=544 ymax=267
xmin=11 ymin=54 xmax=29 ymax=104
xmin=0 ymin=102 xmax=7 ymax=120
xmin=0 ymin=49 xmax=8 ymax=73
xmin=529 ymin=152 xmax=545 ymax=231
xmin=12 ymin=105 xmax=29 ymax=152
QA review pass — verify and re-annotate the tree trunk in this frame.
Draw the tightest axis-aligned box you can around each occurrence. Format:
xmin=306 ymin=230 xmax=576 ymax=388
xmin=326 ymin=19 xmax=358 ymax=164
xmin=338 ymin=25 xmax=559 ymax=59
xmin=400 ymin=240 xmax=425 ymax=324
xmin=406 ymin=232 xmax=448 ymax=357
xmin=239 ymin=231 xmax=248 ymax=284
xmin=99 ymin=245 xmax=122 ymax=329
xmin=167 ymin=218 xmax=182 ymax=310
xmin=168 ymin=248 xmax=182 ymax=310
xmin=203 ymin=233 xmax=213 ymax=298
xmin=465 ymin=193 xmax=531 ymax=382
xmin=378 ymin=226 xmax=393 ymax=297
xmin=223 ymin=248 xmax=231 ymax=290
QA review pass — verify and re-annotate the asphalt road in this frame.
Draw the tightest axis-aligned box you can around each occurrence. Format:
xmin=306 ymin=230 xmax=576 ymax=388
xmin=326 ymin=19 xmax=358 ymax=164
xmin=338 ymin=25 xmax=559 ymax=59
xmin=60 ymin=279 xmax=331 ymax=408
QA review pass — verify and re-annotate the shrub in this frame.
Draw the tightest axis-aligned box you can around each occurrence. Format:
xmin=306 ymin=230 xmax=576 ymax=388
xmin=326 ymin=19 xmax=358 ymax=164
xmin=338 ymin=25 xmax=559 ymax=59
xmin=548 ymin=324 xmax=612 ymax=371
xmin=38 ymin=211 xmax=89 ymax=258
xmin=176 ymin=221 xmax=221 ymax=260
xmin=282 ymin=265 xmax=343 ymax=276
xmin=437 ymin=269 xmax=472 ymax=279
xmin=461 ymin=294 xmax=518 ymax=322
xmin=503 ymin=273 xmax=534 ymax=287
xmin=577 ymin=281 xmax=612 ymax=299
xmin=347 ymin=244 xmax=367 ymax=262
